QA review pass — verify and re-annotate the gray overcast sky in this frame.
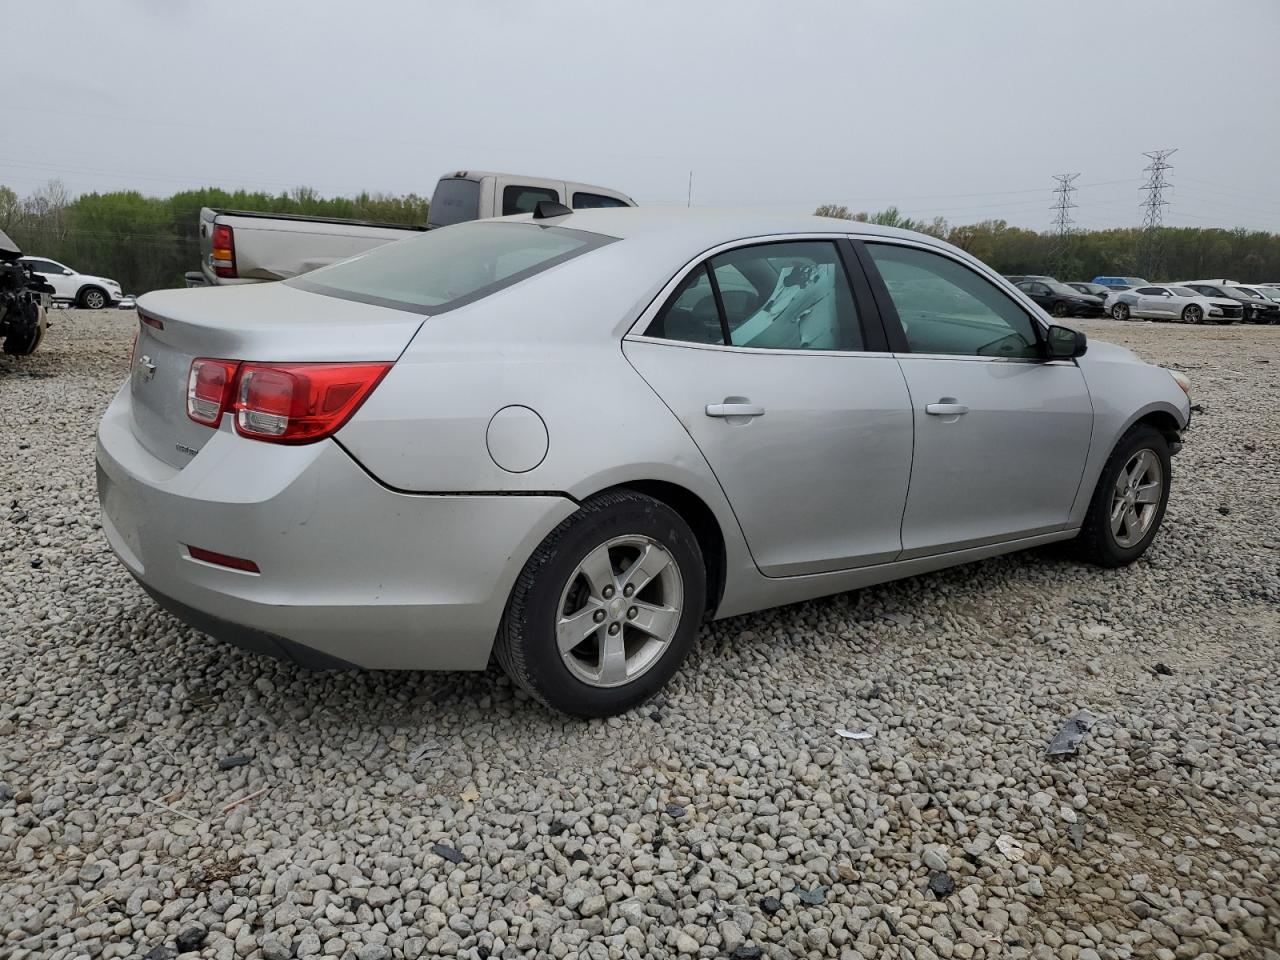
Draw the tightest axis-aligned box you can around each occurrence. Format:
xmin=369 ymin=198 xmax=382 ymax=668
xmin=5 ymin=0 xmax=1280 ymax=231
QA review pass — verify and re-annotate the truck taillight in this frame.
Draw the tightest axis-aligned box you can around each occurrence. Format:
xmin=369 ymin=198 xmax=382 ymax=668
xmin=211 ymin=224 xmax=236 ymax=278
xmin=185 ymin=359 xmax=392 ymax=443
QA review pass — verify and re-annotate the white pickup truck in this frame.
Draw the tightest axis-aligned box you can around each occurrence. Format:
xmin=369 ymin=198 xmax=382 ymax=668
xmin=195 ymin=170 xmax=634 ymax=286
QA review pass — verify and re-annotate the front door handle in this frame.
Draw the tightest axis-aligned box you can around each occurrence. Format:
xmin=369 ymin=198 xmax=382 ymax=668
xmin=925 ymin=401 xmax=969 ymax=416
xmin=706 ymin=401 xmax=765 ymax=418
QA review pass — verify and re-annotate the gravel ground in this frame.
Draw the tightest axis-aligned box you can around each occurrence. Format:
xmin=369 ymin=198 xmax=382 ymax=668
xmin=2 ymin=309 xmax=1278 ymax=960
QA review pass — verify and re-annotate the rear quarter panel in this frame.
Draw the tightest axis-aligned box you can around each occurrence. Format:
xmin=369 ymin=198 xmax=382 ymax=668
xmin=335 ymin=240 xmax=747 ymax=547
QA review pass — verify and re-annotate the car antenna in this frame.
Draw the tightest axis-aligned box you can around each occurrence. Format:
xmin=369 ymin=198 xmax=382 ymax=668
xmin=532 ymin=200 xmax=573 ymax=219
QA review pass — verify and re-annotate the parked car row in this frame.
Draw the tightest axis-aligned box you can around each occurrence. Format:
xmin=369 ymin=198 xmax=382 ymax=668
xmin=1007 ymin=277 xmax=1106 ymax=318
xmin=1005 ymin=272 xmax=1280 ymax=324
xmin=1107 ymin=280 xmax=1280 ymax=324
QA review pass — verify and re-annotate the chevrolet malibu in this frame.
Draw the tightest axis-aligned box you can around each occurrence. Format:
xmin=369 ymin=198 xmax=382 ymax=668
xmin=97 ymin=208 xmax=1192 ymax=717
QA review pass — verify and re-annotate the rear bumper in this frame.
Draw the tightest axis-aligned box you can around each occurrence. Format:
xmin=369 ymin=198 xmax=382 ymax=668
xmin=95 ymin=383 xmax=578 ymax=670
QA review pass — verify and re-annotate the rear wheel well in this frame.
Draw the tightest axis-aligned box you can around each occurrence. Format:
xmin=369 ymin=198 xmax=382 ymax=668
xmin=600 ymin=481 xmax=726 ymax=615
xmin=1134 ymin=410 xmax=1181 ymax=445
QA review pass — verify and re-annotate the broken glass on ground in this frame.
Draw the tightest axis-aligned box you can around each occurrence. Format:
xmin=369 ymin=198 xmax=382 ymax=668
xmin=1046 ymin=709 xmax=1097 ymax=758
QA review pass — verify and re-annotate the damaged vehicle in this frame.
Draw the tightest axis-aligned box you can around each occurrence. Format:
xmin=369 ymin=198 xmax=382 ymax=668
xmin=0 ymin=228 xmax=52 ymax=356
xmin=98 ymin=208 xmax=1191 ymax=717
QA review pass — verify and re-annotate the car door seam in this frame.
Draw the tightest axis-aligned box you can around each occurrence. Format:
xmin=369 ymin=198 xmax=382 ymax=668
xmin=617 ymin=341 xmax=764 ymax=572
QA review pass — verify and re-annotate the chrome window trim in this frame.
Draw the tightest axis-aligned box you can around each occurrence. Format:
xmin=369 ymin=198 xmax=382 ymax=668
xmin=626 ymin=229 xmax=1073 ymax=361
xmin=622 ymin=334 xmax=896 ymax=360
xmin=623 ymin=232 xmax=873 ymax=350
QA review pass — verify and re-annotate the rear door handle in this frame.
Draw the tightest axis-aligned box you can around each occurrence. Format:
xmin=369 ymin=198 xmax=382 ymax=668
xmin=706 ymin=402 xmax=765 ymax=418
xmin=925 ymin=401 xmax=969 ymax=416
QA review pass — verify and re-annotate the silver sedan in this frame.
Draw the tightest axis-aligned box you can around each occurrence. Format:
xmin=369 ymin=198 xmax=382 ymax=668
xmin=97 ymin=209 xmax=1192 ymax=716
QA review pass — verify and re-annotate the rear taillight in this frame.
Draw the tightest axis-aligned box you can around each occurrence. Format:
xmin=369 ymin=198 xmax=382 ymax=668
xmin=211 ymin=224 xmax=236 ymax=278
xmin=186 ymin=358 xmax=240 ymax=426
xmin=185 ymin=358 xmax=391 ymax=443
xmin=235 ymin=362 xmax=393 ymax=442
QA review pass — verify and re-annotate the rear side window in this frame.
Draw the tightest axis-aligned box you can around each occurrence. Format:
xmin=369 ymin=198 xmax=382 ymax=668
xmin=428 ymin=178 xmax=481 ymax=228
xmin=573 ymin=192 xmax=630 ymax=209
xmin=1136 ymin=287 xmax=1162 ymax=295
xmin=865 ymin=243 xmax=1040 ymax=359
xmin=645 ymin=241 xmax=863 ymax=351
xmin=288 ymin=221 xmax=612 ymax=314
xmin=644 ymin=266 xmax=724 ymax=345
xmin=503 ymin=185 xmax=560 ymax=216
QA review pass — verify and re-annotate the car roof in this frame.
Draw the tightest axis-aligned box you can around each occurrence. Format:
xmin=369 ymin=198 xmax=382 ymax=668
xmin=505 ymin=206 xmax=943 ymax=250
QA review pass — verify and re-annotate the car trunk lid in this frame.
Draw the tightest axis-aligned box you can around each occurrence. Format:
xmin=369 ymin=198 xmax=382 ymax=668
xmin=129 ymin=283 xmax=424 ymax=468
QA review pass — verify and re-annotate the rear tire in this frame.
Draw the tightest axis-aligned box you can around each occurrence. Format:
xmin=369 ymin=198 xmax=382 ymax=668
xmin=494 ymin=490 xmax=706 ymax=718
xmin=78 ymin=287 xmax=108 ymax=310
xmin=1111 ymin=303 xmax=1130 ymax=321
xmin=1074 ymin=424 xmax=1171 ymax=568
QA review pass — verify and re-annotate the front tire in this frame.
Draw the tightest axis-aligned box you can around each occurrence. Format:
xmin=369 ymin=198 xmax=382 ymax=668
xmin=1181 ymin=304 xmax=1202 ymax=324
xmin=1051 ymin=301 xmax=1070 ymax=318
xmin=1111 ymin=303 xmax=1130 ymax=321
xmin=78 ymin=287 xmax=108 ymax=310
xmin=495 ymin=490 xmax=706 ymax=718
xmin=1074 ymin=425 xmax=1171 ymax=568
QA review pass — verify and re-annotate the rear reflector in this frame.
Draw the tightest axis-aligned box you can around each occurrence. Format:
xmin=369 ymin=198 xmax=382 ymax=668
xmin=139 ymin=310 xmax=164 ymax=330
xmin=187 ymin=358 xmax=240 ymax=426
xmin=185 ymin=358 xmax=392 ymax=443
xmin=187 ymin=545 xmax=260 ymax=573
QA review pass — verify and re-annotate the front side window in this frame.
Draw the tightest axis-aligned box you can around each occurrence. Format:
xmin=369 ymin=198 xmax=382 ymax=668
xmin=573 ymin=192 xmax=629 ymax=209
xmin=645 ymin=241 xmax=862 ymax=351
xmin=503 ymin=185 xmax=560 ymax=216
xmin=866 ymin=243 xmax=1041 ymax=359
xmin=24 ymin=259 xmax=62 ymax=274
xmin=288 ymin=221 xmax=611 ymax=314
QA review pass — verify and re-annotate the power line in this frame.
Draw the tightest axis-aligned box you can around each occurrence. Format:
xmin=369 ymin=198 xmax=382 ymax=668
xmin=1137 ymin=148 xmax=1176 ymax=278
xmin=1049 ymin=173 xmax=1080 ymax=276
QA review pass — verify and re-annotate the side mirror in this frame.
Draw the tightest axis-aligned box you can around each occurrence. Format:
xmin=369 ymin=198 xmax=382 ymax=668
xmin=1045 ymin=324 xmax=1087 ymax=360
xmin=63 ymin=269 xmax=73 ymax=275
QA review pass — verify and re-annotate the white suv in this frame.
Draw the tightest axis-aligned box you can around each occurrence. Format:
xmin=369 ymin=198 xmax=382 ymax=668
xmin=18 ymin=256 xmax=122 ymax=309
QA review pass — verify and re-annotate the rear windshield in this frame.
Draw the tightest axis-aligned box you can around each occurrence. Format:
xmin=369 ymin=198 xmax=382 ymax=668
xmin=288 ymin=221 xmax=612 ymax=314
xmin=427 ymin=178 xmax=482 ymax=228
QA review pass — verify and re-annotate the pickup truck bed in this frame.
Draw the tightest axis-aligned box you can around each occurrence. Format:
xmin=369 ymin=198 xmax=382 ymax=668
xmin=198 ymin=207 xmax=423 ymax=286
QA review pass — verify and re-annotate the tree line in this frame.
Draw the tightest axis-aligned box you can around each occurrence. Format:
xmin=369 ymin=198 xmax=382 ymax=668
xmin=814 ymin=204 xmax=1280 ymax=284
xmin=0 ymin=182 xmax=429 ymax=294
xmin=2 ymin=180 xmax=1278 ymax=294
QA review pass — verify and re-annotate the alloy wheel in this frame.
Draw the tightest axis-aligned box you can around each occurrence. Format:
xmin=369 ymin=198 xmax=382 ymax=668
xmin=555 ymin=536 xmax=683 ymax=688
xmin=1184 ymin=305 xmax=1202 ymax=324
xmin=1110 ymin=449 xmax=1163 ymax=548
xmin=84 ymin=290 xmax=106 ymax=309
xmin=1112 ymin=304 xmax=1129 ymax=321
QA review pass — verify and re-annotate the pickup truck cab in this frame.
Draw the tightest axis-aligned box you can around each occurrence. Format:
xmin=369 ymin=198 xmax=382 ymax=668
xmin=427 ymin=171 xmax=635 ymax=228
